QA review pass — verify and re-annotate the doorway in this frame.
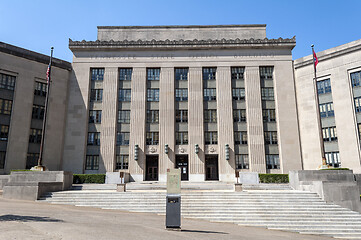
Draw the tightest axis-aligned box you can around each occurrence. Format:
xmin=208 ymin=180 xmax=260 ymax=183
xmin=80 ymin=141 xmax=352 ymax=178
xmin=205 ymin=155 xmax=219 ymax=180
xmin=146 ymin=155 xmax=158 ymax=181
xmin=176 ymin=155 xmax=189 ymax=181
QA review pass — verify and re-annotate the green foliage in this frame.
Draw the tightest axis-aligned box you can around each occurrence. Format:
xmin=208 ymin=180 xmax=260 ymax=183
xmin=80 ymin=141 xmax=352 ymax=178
xmin=73 ymin=174 xmax=105 ymax=184
xmin=320 ymin=168 xmax=350 ymax=171
xmin=259 ymin=174 xmax=289 ymax=183
xmin=10 ymin=169 xmax=33 ymax=172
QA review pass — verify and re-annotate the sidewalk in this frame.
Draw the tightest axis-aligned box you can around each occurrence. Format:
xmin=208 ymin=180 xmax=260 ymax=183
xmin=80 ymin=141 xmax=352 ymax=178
xmin=0 ymin=196 xmax=332 ymax=240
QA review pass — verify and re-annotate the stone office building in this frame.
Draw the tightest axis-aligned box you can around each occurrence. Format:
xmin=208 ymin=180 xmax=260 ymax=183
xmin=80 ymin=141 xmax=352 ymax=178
xmin=63 ymin=25 xmax=303 ymax=182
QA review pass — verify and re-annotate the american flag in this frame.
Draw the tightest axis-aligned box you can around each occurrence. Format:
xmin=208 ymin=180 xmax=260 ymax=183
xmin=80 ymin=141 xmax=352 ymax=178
xmin=46 ymin=64 xmax=50 ymax=84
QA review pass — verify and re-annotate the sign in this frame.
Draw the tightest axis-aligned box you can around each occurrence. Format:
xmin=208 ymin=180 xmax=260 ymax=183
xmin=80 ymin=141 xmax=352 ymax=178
xmin=167 ymin=168 xmax=181 ymax=194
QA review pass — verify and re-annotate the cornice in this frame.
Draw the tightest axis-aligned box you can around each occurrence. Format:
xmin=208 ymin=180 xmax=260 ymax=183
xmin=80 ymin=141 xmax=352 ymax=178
xmin=97 ymin=24 xmax=267 ymax=29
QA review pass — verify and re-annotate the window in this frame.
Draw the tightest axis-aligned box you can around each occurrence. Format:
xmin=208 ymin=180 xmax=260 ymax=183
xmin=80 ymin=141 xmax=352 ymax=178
xmin=0 ymin=125 xmax=9 ymax=141
xmin=29 ymin=128 xmax=42 ymax=143
xmin=319 ymin=102 xmax=334 ymax=118
xmin=204 ymin=110 xmax=217 ymax=123
xmin=89 ymin=110 xmax=102 ymax=123
xmin=233 ymin=109 xmax=246 ymax=122
xmin=147 ymin=68 xmax=160 ymax=81
xmin=317 ymin=79 xmax=331 ymax=94
xmin=205 ymin=131 xmax=218 ymax=144
xmin=175 ymin=68 xmax=188 ymax=81
xmin=26 ymin=153 xmax=38 ymax=169
xmin=322 ymin=127 xmax=337 ymax=142
xmin=90 ymin=89 xmax=103 ymax=102
xmin=264 ymin=131 xmax=278 ymax=145
xmin=203 ymin=88 xmax=216 ymax=101
xmin=351 ymin=71 xmax=361 ymax=87
xmin=146 ymin=132 xmax=159 ymax=145
xmin=0 ymin=73 xmax=16 ymax=91
xmin=85 ymin=155 xmax=99 ymax=170
xmin=34 ymin=81 xmax=47 ymax=96
xmin=232 ymin=88 xmax=245 ymax=101
xmin=118 ymin=110 xmax=130 ymax=123
xmin=147 ymin=110 xmax=159 ymax=123
xmin=147 ymin=89 xmax=159 ymax=102
xmin=235 ymin=154 xmax=249 ymax=169
xmin=234 ymin=131 xmax=247 ymax=145
xmin=0 ymin=99 xmax=12 ymax=115
xmin=91 ymin=68 xmax=104 ymax=81
xmin=176 ymin=110 xmax=188 ymax=123
xmin=87 ymin=132 xmax=100 ymax=146
xmin=263 ymin=109 xmax=276 ymax=122
xmin=119 ymin=89 xmax=131 ymax=102
xmin=260 ymin=66 xmax=274 ymax=80
xmin=175 ymin=88 xmax=188 ymax=101
xmin=176 ymin=132 xmax=188 ymax=145
xmin=32 ymin=105 xmax=45 ymax=120
xmin=261 ymin=88 xmax=274 ymax=101
xmin=266 ymin=154 xmax=280 ymax=169
xmin=359 ymin=123 xmax=361 ymax=140
xmin=325 ymin=152 xmax=340 ymax=168
xmin=119 ymin=68 xmax=132 ymax=81
xmin=231 ymin=67 xmax=244 ymax=80
xmin=117 ymin=132 xmax=130 ymax=145
xmin=355 ymin=97 xmax=361 ymax=113
xmin=0 ymin=151 xmax=5 ymax=169
xmin=203 ymin=67 xmax=216 ymax=80
xmin=116 ymin=155 xmax=129 ymax=170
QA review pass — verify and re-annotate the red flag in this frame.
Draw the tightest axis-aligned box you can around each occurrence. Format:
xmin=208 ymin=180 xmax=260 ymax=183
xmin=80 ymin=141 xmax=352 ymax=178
xmin=313 ymin=49 xmax=319 ymax=68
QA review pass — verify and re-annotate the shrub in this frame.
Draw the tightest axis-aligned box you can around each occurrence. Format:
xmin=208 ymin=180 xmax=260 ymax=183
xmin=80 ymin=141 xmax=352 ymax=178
xmin=73 ymin=174 xmax=105 ymax=184
xmin=259 ymin=174 xmax=289 ymax=183
xmin=320 ymin=168 xmax=350 ymax=171
xmin=10 ymin=169 xmax=33 ymax=172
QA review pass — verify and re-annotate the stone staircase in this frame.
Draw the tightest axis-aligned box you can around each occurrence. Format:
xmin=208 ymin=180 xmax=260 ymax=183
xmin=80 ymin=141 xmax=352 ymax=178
xmin=38 ymin=185 xmax=361 ymax=239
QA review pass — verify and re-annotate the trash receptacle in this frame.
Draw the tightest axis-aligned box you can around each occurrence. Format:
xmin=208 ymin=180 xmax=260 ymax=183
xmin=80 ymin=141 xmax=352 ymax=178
xmin=166 ymin=194 xmax=181 ymax=228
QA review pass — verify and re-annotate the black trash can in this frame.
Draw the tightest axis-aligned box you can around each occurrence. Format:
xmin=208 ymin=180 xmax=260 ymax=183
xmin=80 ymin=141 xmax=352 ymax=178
xmin=166 ymin=194 xmax=181 ymax=228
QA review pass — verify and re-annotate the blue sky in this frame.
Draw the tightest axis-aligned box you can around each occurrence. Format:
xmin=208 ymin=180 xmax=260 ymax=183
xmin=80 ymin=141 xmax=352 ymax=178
xmin=1 ymin=0 xmax=361 ymax=62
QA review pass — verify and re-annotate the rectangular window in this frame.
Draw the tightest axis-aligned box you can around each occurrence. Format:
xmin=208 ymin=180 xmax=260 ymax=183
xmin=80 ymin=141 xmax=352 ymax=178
xmin=118 ymin=110 xmax=130 ymax=123
xmin=91 ymin=68 xmax=104 ymax=81
xmin=266 ymin=154 xmax=280 ymax=169
xmin=175 ymin=110 xmax=188 ymax=123
xmin=175 ymin=88 xmax=188 ymax=101
xmin=147 ymin=68 xmax=160 ymax=81
xmin=317 ymin=79 xmax=331 ymax=94
xmin=203 ymin=88 xmax=216 ymax=101
xmin=359 ymin=123 xmax=361 ymax=140
xmin=260 ymin=66 xmax=274 ymax=80
xmin=119 ymin=68 xmax=132 ymax=81
xmin=233 ymin=109 xmax=246 ymax=122
xmin=26 ymin=153 xmax=38 ymax=169
xmin=147 ymin=89 xmax=159 ymax=102
xmin=205 ymin=131 xmax=218 ymax=144
xmin=319 ymin=102 xmax=334 ymax=118
xmin=234 ymin=131 xmax=247 ymax=145
xmin=116 ymin=155 xmax=129 ymax=170
xmin=204 ymin=110 xmax=217 ymax=123
xmin=90 ymin=89 xmax=103 ymax=102
xmin=117 ymin=132 xmax=130 ymax=146
xmin=231 ymin=67 xmax=245 ymax=80
xmin=34 ymin=81 xmax=47 ymax=96
xmin=322 ymin=126 xmax=337 ymax=142
xmin=261 ymin=88 xmax=274 ymax=101
xmin=0 ymin=151 xmax=5 ymax=169
xmin=85 ymin=155 xmax=99 ymax=170
xmin=263 ymin=109 xmax=276 ymax=122
xmin=89 ymin=110 xmax=102 ymax=123
xmin=146 ymin=132 xmax=159 ymax=145
xmin=32 ymin=105 xmax=45 ymax=120
xmin=325 ymin=152 xmax=340 ymax=168
xmin=0 ymin=73 xmax=16 ymax=91
xmin=0 ymin=99 xmax=12 ymax=115
xmin=264 ymin=131 xmax=278 ymax=145
xmin=175 ymin=68 xmax=188 ymax=81
xmin=87 ymin=132 xmax=100 ymax=146
xmin=351 ymin=71 xmax=361 ymax=87
xmin=203 ymin=67 xmax=217 ymax=80
xmin=235 ymin=154 xmax=249 ymax=169
xmin=119 ymin=89 xmax=131 ymax=102
xmin=176 ymin=132 xmax=188 ymax=145
xmin=147 ymin=110 xmax=159 ymax=123
xmin=232 ymin=88 xmax=245 ymax=101
xmin=355 ymin=97 xmax=361 ymax=113
xmin=29 ymin=128 xmax=42 ymax=143
xmin=0 ymin=125 xmax=9 ymax=141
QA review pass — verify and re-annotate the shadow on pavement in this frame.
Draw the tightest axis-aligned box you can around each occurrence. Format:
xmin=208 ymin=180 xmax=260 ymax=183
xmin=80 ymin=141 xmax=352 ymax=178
xmin=181 ymin=229 xmax=228 ymax=234
xmin=0 ymin=214 xmax=64 ymax=222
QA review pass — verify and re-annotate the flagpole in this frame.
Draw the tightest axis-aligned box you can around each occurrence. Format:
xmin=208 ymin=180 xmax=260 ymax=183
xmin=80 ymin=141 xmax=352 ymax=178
xmin=311 ymin=44 xmax=327 ymax=168
xmin=35 ymin=47 xmax=53 ymax=171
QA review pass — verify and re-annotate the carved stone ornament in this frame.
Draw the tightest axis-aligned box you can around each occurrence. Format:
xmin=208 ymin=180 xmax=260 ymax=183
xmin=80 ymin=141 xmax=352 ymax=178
xmin=209 ymin=147 xmax=216 ymax=153
xmin=179 ymin=147 xmax=185 ymax=153
xmin=149 ymin=147 xmax=157 ymax=153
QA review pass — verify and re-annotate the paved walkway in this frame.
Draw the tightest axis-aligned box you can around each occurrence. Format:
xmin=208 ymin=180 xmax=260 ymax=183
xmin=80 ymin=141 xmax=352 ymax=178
xmin=0 ymin=196 xmax=333 ymax=240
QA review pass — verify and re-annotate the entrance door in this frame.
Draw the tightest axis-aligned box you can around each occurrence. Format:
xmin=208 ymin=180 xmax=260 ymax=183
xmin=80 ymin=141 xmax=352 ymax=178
xmin=205 ymin=155 xmax=219 ymax=180
xmin=176 ymin=155 xmax=189 ymax=181
xmin=146 ymin=156 xmax=158 ymax=181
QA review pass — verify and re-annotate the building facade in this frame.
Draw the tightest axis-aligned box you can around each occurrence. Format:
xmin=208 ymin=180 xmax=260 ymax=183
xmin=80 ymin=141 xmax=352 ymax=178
xmin=63 ymin=25 xmax=303 ymax=182
xmin=294 ymin=39 xmax=361 ymax=173
xmin=0 ymin=42 xmax=71 ymax=174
